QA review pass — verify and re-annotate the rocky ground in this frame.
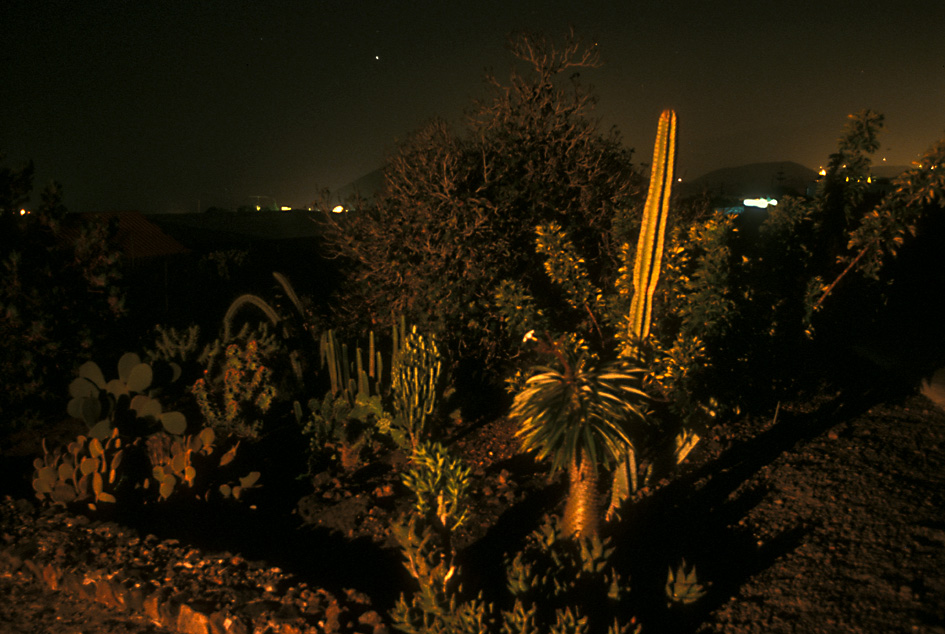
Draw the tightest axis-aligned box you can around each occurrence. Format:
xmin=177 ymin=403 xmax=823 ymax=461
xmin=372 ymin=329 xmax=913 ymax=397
xmin=684 ymin=392 xmax=945 ymax=633
xmin=1 ymin=381 xmax=944 ymax=634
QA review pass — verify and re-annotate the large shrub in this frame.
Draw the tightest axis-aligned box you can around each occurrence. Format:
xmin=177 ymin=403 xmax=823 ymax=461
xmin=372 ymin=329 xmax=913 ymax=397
xmin=650 ymin=112 xmax=945 ymax=419
xmin=0 ymin=160 xmax=126 ymax=427
xmin=324 ymin=31 xmax=642 ymax=385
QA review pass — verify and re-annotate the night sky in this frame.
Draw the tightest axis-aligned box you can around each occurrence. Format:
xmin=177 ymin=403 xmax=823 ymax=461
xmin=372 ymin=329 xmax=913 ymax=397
xmin=3 ymin=1 xmax=943 ymax=213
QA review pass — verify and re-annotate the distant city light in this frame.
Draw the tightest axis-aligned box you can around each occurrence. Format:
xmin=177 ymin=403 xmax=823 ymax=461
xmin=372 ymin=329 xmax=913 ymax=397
xmin=19 ymin=208 xmax=29 ymax=216
xmin=743 ymin=198 xmax=778 ymax=209
xmin=280 ymin=206 xmax=292 ymax=211
xmin=332 ymin=205 xmax=345 ymax=214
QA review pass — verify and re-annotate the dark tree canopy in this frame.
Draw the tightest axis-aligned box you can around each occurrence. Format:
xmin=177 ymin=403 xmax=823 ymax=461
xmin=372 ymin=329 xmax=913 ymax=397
xmin=325 ymin=31 xmax=643 ymax=383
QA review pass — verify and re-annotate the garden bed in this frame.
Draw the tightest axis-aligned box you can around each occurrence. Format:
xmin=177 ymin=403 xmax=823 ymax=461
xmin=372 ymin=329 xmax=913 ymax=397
xmin=2 ymin=385 xmax=944 ymax=633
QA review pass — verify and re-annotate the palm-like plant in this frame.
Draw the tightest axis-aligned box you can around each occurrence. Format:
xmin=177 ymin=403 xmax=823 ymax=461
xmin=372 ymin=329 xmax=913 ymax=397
xmin=510 ymin=337 xmax=648 ymax=537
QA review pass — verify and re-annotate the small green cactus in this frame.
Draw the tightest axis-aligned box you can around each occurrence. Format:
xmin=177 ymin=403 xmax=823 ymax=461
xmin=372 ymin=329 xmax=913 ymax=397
xmin=665 ymin=559 xmax=706 ymax=606
xmin=147 ymin=324 xmax=203 ymax=365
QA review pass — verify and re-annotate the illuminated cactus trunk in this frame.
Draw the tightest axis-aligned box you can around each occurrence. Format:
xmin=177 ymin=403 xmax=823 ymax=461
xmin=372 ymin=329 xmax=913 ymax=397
xmin=563 ymin=449 xmax=601 ymax=538
xmin=608 ymin=110 xmax=678 ymax=522
xmin=628 ymin=108 xmax=677 ymax=347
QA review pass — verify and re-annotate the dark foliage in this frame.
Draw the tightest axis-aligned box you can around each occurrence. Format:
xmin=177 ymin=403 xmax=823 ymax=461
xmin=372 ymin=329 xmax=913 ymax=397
xmin=323 ymin=31 xmax=644 ymax=388
xmin=0 ymin=160 xmax=126 ymax=428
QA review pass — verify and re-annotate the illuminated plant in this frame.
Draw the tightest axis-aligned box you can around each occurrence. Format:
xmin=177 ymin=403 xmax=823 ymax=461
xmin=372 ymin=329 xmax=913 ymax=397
xmin=401 ymin=441 xmax=471 ymax=534
xmin=624 ymin=109 xmax=677 ymax=355
xmin=392 ymin=325 xmax=443 ymax=450
xmin=32 ymin=429 xmax=125 ymax=509
xmin=191 ymin=340 xmax=276 ymax=438
xmin=509 ymin=337 xmax=647 ymax=538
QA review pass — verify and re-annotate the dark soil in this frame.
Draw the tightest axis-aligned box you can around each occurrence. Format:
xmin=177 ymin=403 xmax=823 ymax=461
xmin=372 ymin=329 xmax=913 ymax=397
xmin=2 ymin=383 xmax=944 ymax=634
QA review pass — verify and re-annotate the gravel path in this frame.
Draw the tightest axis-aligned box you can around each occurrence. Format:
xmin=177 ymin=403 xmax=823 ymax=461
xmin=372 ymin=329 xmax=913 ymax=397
xmin=699 ymin=394 xmax=945 ymax=634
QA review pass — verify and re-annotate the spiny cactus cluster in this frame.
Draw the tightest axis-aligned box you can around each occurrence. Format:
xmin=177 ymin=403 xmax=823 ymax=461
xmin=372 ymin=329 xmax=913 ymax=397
xmin=401 ymin=441 xmax=471 ymax=533
xmin=302 ymin=318 xmax=446 ymax=474
xmin=32 ymin=428 xmax=125 ymax=509
xmin=299 ymin=390 xmax=391 ymax=473
xmin=191 ymin=339 xmax=276 ymax=439
xmin=391 ymin=512 xmax=643 ymax=634
xmin=392 ymin=325 xmax=443 ymax=450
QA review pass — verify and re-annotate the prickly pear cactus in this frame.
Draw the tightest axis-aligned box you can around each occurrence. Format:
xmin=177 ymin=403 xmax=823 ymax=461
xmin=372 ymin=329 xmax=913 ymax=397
xmin=143 ymin=426 xmax=260 ymax=501
xmin=66 ymin=352 xmax=186 ymax=439
xmin=32 ymin=427 xmax=127 ymax=509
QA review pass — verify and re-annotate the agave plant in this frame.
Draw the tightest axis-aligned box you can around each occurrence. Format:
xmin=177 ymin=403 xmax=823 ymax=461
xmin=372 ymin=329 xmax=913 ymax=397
xmin=510 ymin=337 xmax=648 ymax=538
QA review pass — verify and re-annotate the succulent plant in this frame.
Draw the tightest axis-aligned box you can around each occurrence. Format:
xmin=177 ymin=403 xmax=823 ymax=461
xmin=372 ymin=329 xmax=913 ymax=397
xmin=391 ymin=325 xmax=443 ymax=449
xmin=607 ymin=109 xmax=682 ymax=521
xmin=665 ymin=559 xmax=706 ymax=606
xmin=66 ymin=352 xmax=187 ymax=440
xmin=142 ymin=425 xmax=260 ymax=502
xmin=217 ymin=470 xmax=261 ymax=500
xmin=510 ymin=337 xmax=647 ymax=538
xmin=191 ymin=340 xmax=276 ymax=439
xmin=32 ymin=427 xmax=127 ymax=509
xmin=626 ymin=109 xmax=677 ymax=353
xmin=401 ymin=441 xmax=471 ymax=534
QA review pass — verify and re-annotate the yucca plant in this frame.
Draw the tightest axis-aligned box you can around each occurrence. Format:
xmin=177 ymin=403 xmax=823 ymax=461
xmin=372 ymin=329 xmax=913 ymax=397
xmin=510 ymin=337 xmax=648 ymax=538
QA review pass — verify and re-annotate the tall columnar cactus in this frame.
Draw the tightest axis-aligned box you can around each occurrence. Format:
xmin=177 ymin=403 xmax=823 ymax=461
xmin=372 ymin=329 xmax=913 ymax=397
xmin=628 ymin=108 xmax=677 ymax=348
xmin=608 ymin=110 xmax=679 ymax=521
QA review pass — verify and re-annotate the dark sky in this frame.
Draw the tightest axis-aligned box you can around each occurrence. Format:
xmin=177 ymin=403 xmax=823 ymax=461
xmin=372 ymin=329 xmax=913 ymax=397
xmin=3 ymin=1 xmax=943 ymax=213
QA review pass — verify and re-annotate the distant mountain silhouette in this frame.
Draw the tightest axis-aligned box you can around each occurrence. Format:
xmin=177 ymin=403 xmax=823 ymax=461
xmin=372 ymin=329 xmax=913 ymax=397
xmin=678 ymin=161 xmax=818 ymax=199
xmin=335 ymin=161 xmax=911 ymax=207
xmin=335 ymin=167 xmax=385 ymax=202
